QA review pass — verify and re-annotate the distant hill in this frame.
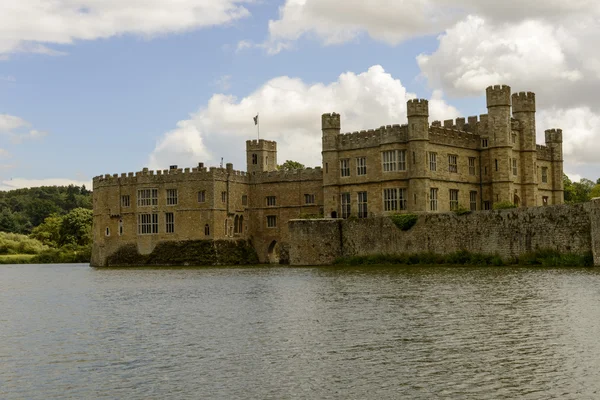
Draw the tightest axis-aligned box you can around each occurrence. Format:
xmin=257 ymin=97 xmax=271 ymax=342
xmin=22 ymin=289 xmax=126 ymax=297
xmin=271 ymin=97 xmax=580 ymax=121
xmin=0 ymin=185 xmax=92 ymax=234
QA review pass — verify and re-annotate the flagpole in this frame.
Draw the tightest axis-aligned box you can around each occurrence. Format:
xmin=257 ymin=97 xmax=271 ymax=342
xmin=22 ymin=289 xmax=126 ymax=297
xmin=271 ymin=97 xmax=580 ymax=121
xmin=257 ymin=112 xmax=260 ymax=140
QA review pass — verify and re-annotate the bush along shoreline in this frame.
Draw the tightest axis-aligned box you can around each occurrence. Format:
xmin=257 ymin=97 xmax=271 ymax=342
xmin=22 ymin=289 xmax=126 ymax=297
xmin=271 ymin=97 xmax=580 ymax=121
xmin=334 ymin=250 xmax=594 ymax=267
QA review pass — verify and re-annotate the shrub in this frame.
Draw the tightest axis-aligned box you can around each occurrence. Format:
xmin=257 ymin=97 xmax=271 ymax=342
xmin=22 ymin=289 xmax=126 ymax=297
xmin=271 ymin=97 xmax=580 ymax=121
xmin=493 ymin=201 xmax=517 ymax=210
xmin=453 ymin=205 xmax=471 ymax=216
xmin=0 ymin=232 xmax=48 ymax=255
xmin=389 ymin=214 xmax=418 ymax=231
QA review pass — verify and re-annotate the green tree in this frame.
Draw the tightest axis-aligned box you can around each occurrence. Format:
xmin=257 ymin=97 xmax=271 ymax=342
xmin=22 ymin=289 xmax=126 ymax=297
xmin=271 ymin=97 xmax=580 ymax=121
xmin=30 ymin=214 xmax=63 ymax=247
xmin=277 ymin=160 xmax=305 ymax=171
xmin=59 ymin=208 xmax=93 ymax=247
xmin=590 ymin=184 xmax=600 ymax=199
xmin=571 ymin=178 xmax=595 ymax=203
xmin=563 ymin=174 xmax=575 ymax=203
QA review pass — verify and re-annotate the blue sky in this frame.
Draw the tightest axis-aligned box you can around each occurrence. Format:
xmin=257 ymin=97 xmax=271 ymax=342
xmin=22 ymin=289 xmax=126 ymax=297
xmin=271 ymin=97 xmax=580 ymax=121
xmin=0 ymin=0 xmax=598 ymax=190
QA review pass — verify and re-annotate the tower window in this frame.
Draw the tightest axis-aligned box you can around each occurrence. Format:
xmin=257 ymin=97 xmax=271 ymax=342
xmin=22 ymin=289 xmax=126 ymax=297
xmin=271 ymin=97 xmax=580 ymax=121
xmin=252 ymin=153 xmax=258 ymax=165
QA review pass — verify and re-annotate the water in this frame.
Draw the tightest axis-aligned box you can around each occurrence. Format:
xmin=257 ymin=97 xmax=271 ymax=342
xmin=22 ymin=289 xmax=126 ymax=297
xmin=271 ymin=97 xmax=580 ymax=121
xmin=2 ymin=264 xmax=600 ymax=399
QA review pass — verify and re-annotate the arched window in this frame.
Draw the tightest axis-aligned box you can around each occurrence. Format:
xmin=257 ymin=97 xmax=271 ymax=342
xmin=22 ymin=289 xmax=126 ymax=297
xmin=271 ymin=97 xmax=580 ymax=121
xmin=252 ymin=154 xmax=258 ymax=164
xmin=204 ymin=224 xmax=210 ymax=236
xmin=119 ymin=220 xmax=123 ymax=236
xmin=234 ymin=215 xmax=240 ymax=234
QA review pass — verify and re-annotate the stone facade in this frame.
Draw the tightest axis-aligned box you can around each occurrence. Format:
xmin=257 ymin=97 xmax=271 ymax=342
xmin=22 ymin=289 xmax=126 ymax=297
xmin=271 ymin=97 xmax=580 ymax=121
xmin=92 ymin=85 xmax=564 ymax=266
xmin=288 ymin=200 xmax=600 ymax=266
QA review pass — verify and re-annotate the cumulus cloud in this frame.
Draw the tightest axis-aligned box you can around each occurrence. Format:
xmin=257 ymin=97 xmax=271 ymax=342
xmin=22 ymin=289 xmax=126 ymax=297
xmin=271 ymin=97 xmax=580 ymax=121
xmin=148 ymin=65 xmax=459 ymax=169
xmin=0 ymin=0 xmax=251 ymax=56
xmin=0 ymin=177 xmax=92 ymax=191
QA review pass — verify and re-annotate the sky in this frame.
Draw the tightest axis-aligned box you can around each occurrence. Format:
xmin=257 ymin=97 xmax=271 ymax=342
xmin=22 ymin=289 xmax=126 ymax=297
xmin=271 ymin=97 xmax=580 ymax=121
xmin=0 ymin=0 xmax=599 ymax=191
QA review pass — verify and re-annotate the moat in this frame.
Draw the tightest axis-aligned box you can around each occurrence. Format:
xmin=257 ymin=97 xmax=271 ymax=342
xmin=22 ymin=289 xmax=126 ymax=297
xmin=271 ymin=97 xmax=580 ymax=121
xmin=3 ymin=263 xmax=600 ymax=399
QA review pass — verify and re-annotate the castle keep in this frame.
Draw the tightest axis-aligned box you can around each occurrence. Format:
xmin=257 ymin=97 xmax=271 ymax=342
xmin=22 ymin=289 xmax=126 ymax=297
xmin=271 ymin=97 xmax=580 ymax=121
xmin=92 ymin=85 xmax=564 ymax=266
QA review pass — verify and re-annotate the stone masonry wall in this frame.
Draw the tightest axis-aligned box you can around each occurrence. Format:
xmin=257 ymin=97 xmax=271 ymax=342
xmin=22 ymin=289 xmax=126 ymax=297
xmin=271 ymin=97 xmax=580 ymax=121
xmin=289 ymin=201 xmax=600 ymax=266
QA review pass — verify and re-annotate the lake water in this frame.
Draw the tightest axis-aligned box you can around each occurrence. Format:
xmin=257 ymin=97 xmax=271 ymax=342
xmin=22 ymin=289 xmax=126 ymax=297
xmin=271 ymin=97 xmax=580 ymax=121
xmin=2 ymin=264 xmax=600 ymax=399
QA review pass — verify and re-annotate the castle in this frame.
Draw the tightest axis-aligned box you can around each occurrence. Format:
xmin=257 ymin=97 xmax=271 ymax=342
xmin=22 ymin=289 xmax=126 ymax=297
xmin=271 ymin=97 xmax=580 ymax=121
xmin=91 ymin=85 xmax=564 ymax=266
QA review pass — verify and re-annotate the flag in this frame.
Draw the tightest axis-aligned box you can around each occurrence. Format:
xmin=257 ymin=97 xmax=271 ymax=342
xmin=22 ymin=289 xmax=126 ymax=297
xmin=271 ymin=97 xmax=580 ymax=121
xmin=253 ymin=114 xmax=259 ymax=125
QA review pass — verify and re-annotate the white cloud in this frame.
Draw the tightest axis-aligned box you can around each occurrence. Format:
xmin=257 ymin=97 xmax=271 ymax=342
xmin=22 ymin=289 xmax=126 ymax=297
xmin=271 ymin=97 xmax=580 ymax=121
xmin=0 ymin=0 xmax=251 ymax=56
xmin=0 ymin=114 xmax=47 ymax=143
xmin=0 ymin=177 xmax=92 ymax=191
xmin=0 ymin=148 xmax=10 ymax=158
xmin=148 ymin=65 xmax=459 ymax=169
xmin=537 ymin=107 xmax=600 ymax=166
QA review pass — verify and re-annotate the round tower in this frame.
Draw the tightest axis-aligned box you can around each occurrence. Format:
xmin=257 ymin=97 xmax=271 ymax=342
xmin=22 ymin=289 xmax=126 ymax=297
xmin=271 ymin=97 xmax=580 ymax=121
xmin=407 ymin=99 xmax=430 ymax=212
xmin=321 ymin=113 xmax=341 ymax=218
xmin=512 ymin=91 xmax=537 ymax=206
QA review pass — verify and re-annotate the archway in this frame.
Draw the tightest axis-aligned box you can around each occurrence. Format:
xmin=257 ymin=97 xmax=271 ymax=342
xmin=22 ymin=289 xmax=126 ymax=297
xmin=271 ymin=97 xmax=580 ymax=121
xmin=267 ymin=240 xmax=280 ymax=264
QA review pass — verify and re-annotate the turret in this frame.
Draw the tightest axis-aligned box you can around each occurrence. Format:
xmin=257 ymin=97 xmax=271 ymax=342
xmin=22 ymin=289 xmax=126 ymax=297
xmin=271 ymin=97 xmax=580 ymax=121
xmin=322 ymin=113 xmax=340 ymax=151
xmin=407 ymin=99 xmax=429 ymax=141
xmin=246 ymin=139 xmax=277 ymax=174
xmin=544 ymin=129 xmax=564 ymax=204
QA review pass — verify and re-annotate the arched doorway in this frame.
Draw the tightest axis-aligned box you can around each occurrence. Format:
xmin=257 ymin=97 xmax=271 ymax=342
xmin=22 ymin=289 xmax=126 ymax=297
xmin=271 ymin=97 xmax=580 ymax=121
xmin=267 ymin=240 xmax=280 ymax=264
xmin=514 ymin=194 xmax=520 ymax=207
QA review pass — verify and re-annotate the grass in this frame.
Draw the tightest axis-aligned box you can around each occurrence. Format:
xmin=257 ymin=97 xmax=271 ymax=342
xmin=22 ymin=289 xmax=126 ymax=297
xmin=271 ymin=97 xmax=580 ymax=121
xmin=0 ymin=254 xmax=37 ymax=264
xmin=334 ymin=249 xmax=594 ymax=267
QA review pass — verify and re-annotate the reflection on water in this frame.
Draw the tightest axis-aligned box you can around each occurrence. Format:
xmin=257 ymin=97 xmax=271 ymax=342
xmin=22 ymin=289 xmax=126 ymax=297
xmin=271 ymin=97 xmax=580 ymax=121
xmin=2 ymin=264 xmax=600 ymax=399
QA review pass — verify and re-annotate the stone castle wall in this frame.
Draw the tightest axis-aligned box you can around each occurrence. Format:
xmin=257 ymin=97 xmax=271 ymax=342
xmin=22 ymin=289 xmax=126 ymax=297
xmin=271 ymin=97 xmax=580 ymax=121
xmin=288 ymin=200 xmax=600 ymax=266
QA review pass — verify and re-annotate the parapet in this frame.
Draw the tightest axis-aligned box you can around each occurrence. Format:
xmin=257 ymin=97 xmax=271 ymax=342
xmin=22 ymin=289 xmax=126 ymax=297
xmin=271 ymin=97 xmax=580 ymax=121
xmin=336 ymin=124 xmax=408 ymax=150
xmin=486 ymin=85 xmax=511 ymax=108
xmin=407 ymin=99 xmax=429 ymax=118
xmin=512 ymin=91 xmax=536 ymax=113
xmin=429 ymin=125 xmax=480 ymax=149
xmin=246 ymin=139 xmax=277 ymax=152
xmin=250 ymin=167 xmax=323 ymax=184
xmin=322 ymin=112 xmax=341 ymax=130
xmin=545 ymin=129 xmax=563 ymax=144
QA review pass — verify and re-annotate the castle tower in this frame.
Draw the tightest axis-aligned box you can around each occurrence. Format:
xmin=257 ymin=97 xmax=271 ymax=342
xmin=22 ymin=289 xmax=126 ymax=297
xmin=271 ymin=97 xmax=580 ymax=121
xmin=321 ymin=113 xmax=341 ymax=217
xmin=486 ymin=85 xmax=513 ymax=205
xmin=246 ymin=139 xmax=277 ymax=174
xmin=545 ymin=129 xmax=564 ymax=205
xmin=407 ymin=99 xmax=430 ymax=212
xmin=512 ymin=91 xmax=537 ymax=206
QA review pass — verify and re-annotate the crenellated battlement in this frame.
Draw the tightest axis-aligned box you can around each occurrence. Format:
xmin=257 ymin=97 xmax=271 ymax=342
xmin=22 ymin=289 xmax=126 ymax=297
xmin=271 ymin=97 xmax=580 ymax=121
xmin=536 ymin=144 xmax=552 ymax=160
xmin=246 ymin=139 xmax=277 ymax=151
xmin=407 ymin=99 xmax=429 ymax=117
xmin=486 ymin=84 xmax=511 ymax=107
xmin=322 ymin=112 xmax=341 ymax=130
xmin=429 ymin=126 xmax=480 ymax=149
xmin=431 ymin=115 xmax=489 ymax=134
xmin=93 ymin=165 xmax=249 ymax=189
xmin=545 ymin=129 xmax=563 ymax=144
xmin=336 ymin=124 xmax=409 ymax=150
xmin=250 ymin=167 xmax=323 ymax=184
xmin=512 ymin=91 xmax=536 ymax=113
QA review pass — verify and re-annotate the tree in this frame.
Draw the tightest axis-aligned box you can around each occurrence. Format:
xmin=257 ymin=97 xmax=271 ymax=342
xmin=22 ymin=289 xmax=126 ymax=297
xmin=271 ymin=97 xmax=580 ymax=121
xmin=590 ymin=184 xmax=600 ymax=199
xmin=563 ymin=174 xmax=574 ymax=203
xmin=59 ymin=208 xmax=93 ymax=247
xmin=277 ymin=160 xmax=305 ymax=171
xmin=30 ymin=214 xmax=63 ymax=247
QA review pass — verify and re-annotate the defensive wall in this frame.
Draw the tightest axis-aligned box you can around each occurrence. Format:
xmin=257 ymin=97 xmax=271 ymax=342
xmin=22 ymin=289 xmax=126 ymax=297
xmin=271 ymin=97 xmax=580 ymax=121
xmin=288 ymin=199 xmax=600 ymax=266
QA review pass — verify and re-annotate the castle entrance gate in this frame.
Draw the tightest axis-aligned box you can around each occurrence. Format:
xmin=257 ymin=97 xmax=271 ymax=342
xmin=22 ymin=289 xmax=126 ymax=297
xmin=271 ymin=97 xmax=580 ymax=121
xmin=267 ymin=240 xmax=280 ymax=264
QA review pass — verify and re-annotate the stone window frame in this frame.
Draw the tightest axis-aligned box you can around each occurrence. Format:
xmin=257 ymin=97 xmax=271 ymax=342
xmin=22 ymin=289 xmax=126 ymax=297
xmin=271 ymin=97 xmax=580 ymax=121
xmin=430 ymin=188 xmax=438 ymax=211
xmin=468 ymin=157 xmax=476 ymax=176
xmin=429 ymin=152 xmax=437 ymax=172
xmin=357 ymin=191 xmax=368 ymax=218
xmin=204 ymin=224 xmax=210 ymax=236
xmin=304 ymin=194 xmax=315 ymax=205
xmin=198 ymin=190 xmax=206 ymax=203
xmin=119 ymin=219 xmax=123 ymax=236
xmin=383 ymin=188 xmax=398 ymax=212
xmin=382 ymin=150 xmax=397 ymax=172
xmin=105 ymin=227 xmax=110 ymax=237
xmin=221 ymin=191 xmax=227 ymax=203
xmin=512 ymin=158 xmax=518 ymax=176
xmin=166 ymin=189 xmax=178 ymax=206
xmin=341 ymin=192 xmax=351 ymax=219
xmin=542 ymin=196 xmax=549 ymax=206
xmin=266 ymin=196 xmax=277 ymax=207
xmin=469 ymin=191 xmax=477 ymax=211
xmin=482 ymin=138 xmax=489 ymax=148
xmin=340 ymin=159 xmax=350 ymax=177
xmin=541 ymin=167 xmax=548 ymax=183
xmin=448 ymin=154 xmax=458 ymax=173
xmin=356 ymin=157 xmax=367 ymax=176
xmin=121 ymin=195 xmax=130 ymax=207
xmin=252 ymin=153 xmax=258 ymax=164
xmin=137 ymin=213 xmax=158 ymax=235
xmin=449 ymin=189 xmax=459 ymax=211
xmin=165 ymin=212 xmax=175 ymax=234
xmin=137 ymin=188 xmax=158 ymax=207
xmin=267 ymin=215 xmax=277 ymax=228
